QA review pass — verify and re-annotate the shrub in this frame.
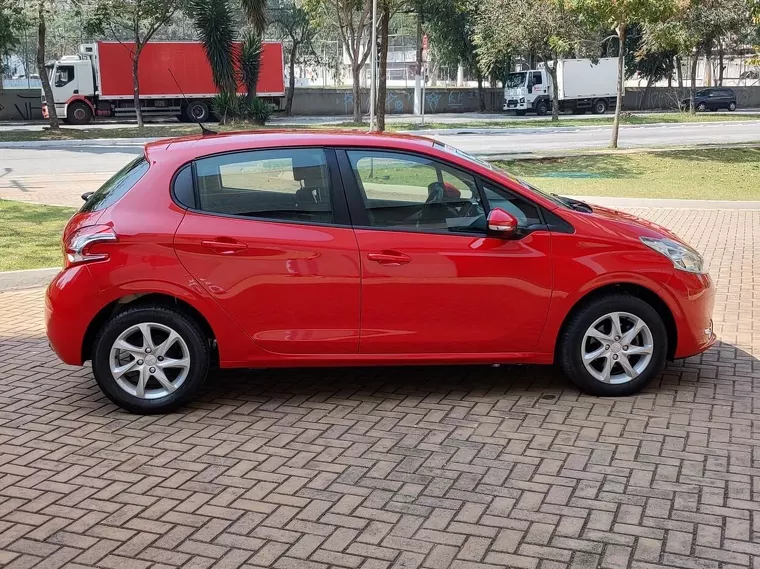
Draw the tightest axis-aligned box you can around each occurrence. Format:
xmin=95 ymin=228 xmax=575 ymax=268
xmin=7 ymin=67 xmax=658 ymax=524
xmin=238 ymin=95 xmax=273 ymax=125
xmin=212 ymin=91 xmax=238 ymax=124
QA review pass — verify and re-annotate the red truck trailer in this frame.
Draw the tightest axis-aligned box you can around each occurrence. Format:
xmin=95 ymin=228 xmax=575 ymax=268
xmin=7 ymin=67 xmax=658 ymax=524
xmin=44 ymin=41 xmax=285 ymax=124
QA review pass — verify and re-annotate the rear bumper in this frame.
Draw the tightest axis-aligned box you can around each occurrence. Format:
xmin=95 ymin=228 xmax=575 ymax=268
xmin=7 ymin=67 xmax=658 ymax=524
xmin=663 ymin=271 xmax=716 ymax=358
xmin=46 ymin=266 xmax=103 ymax=366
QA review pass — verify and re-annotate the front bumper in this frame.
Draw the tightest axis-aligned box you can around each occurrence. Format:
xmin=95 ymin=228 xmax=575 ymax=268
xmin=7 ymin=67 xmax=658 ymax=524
xmin=663 ymin=271 xmax=716 ymax=358
xmin=503 ymin=99 xmax=528 ymax=111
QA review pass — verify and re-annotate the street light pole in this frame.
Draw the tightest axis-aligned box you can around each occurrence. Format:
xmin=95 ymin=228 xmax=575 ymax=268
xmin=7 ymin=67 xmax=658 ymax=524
xmin=369 ymin=0 xmax=378 ymax=131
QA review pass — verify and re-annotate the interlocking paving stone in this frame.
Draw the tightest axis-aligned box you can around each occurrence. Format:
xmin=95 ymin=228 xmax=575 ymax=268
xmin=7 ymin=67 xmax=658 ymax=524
xmin=0 ymin=207 xmax=758 ymax=568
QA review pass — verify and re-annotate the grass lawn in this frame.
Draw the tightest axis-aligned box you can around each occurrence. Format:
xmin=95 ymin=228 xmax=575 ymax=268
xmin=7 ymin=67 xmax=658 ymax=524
xmin=0 ymin=200 xmax=76 ymax=271
xmin=378 ymin=112 xmax=760 ymax=131
xmin=495 ymin=148 xmax=760 ymax=201
xmin=1 ymin=112 xmax=759 ymax=142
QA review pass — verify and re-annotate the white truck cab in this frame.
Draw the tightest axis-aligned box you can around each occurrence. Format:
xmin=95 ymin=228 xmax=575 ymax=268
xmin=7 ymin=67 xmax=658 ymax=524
xmin=503 ymin=58 xmax=618 ymax=116
xmin=44 ymin=45 xmax=98 ymax=124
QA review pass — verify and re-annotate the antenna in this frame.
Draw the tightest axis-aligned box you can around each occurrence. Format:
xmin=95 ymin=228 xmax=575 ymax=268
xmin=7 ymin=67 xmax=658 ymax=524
xmin=168 ymin=68 xmax=217 ymax=136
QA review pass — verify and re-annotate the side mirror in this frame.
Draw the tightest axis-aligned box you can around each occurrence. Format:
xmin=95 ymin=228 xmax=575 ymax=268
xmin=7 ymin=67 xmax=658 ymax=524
xmin=487 ymin=207 xmax=518 ymax=237
xmin=81 ymin=192 xmax=94 ymax=202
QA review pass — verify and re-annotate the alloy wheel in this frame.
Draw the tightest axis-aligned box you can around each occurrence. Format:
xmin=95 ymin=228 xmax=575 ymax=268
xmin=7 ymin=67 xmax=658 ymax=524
xmin=581 ymin=311 xmax=654 ymax=385
xmin=109 ymin=322 xmax=191 ymax=399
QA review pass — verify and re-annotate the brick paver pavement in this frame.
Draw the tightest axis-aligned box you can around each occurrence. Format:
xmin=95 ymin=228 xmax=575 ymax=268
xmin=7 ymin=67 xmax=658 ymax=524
xmin=0 ymin=207 xmax=759 ymax=569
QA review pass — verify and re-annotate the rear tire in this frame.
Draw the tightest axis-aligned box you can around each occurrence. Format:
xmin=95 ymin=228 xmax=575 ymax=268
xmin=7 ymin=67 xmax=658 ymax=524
xmin=186 ymin=100 xmax=210 ymax=122
xmin=92 ymin=305 xmax=210 ymax=414
xmin=592 ymin=99 xmax=608 ymax=115
xmin=558 ymin=294 xmax=667 ymax=397
xmin=66 ymin=101 xmax=93 ymax=125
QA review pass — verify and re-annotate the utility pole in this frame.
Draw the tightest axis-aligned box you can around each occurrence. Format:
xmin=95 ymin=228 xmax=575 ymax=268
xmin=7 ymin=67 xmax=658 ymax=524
xmin=369 ymin=0 xmax=378 ymax=130
xmin=414 ymin=8 xmax=423 ymax=115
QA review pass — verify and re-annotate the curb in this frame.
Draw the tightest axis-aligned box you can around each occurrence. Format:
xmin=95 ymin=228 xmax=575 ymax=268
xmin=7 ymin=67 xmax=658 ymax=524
xmin=0 ymin=267 xmax=59 ymax=292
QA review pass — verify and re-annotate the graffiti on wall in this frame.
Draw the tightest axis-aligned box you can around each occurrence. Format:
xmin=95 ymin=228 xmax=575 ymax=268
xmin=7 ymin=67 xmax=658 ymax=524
xmin=0 ymin=91 xmax=43 ymax=120
xmin=331 ymin=88 xmax=496 ymax=116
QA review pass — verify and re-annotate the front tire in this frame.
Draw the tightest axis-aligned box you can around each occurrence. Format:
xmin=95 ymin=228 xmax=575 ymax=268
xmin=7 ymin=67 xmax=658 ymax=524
xmin=558 ymin=294 xmax=667 ymax=396
xmin=66 ymin=101 xmax=93 ymax=125
xmin=728 ymin=102 xmax=736 ymax=111
xmin=535 ymin=100 xmax=548 ymax=116
xmin=92 ymin=305 xmax=210 ymax=414
xmin=697 ymin=102 xmax=707 ymax=112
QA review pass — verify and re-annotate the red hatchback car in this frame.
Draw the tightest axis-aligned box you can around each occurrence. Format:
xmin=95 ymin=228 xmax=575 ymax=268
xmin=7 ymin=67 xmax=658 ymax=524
xmin=46 ymin=131 xmax=715 ymax=413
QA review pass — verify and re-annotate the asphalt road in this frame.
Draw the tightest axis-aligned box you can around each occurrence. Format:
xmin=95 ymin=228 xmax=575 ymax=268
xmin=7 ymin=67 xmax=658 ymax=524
xmin=1 ymin=120 xmax=758 ymax=207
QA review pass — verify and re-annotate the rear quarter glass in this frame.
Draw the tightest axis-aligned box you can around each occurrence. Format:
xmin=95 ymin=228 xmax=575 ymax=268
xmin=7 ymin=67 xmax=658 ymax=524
xmin=80 ymin=156 xmax=149 ymax=213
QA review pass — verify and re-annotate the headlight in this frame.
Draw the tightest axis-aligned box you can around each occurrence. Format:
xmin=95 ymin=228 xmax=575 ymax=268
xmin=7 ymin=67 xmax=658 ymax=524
xmin=640 ymin=236 xmax=705 ymax=273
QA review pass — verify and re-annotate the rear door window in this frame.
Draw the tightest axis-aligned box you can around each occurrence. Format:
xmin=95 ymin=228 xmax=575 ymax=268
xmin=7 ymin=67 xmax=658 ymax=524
xmin=80 ymin=156 xmax=149 ymax=212
xmin=193 ymin=148 xmax=333 ymax=224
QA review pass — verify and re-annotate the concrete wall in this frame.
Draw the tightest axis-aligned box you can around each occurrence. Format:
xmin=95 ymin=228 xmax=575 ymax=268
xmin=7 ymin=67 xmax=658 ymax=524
xmin=623 ymin=86 xmax=760 ymax=109
xmin=2 ymin=86 xmax=758 ymax=121
xmin=0 ymin=89 xmax=43 ymax=120
xmin=290 ymin=88 xmax=505 ymax=115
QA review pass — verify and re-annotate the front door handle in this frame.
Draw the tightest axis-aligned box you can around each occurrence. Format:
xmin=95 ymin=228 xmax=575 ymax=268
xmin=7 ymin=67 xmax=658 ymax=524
xmin=367 ymin=251 xmax=412 ymax=265
xmin=201 ymin=239 xmax=248 ymax=253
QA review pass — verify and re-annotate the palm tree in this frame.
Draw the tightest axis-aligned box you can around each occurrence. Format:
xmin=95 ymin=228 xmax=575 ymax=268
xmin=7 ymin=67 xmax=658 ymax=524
xmin=191 ymin=0 xmax=266 ymax=99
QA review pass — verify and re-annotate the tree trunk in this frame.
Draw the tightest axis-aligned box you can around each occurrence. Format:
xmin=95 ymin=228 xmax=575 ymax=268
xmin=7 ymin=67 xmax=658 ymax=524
xmin=286 ymin=43 xmax=297 ymax=115
xmin=676 ymin=56 xmax=683 ymax=88
xmin=611 ymin=23 xmax=627 ymax=149
xmin=689 ymin=50 xmax=699 ymax=114
xmin=132 ymin=49 xmax=144 ymax=129
xmin=352 ymin=62 xmax=362 ymax=122
xmin=37 ymin=0 xmax=59 ymax=129
xmin=549 ymin=57 xmax=559 ymax=122
xmin=376 ymin=4 xmax=390 ymax=132
xmin=475 ymin=70 xmax=485 ymax=112
xmin=642 ymin=75 xmax=654 ymax=110
xmin=718 ymin=40 xmax=724 ymax=86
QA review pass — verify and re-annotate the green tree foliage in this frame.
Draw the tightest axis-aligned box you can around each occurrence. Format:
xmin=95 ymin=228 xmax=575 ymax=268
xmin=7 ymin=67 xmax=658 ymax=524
xmin=190 ymin=0 xmax=237 ymax=94
xmin=644 ymin=0 xmax=753 ymax=113
xmin=424 ymin=0 xmax=486 ymax=111
xmin=270 ymin=0 xmax=319 ymax=115
xmin=569 ymin=0 xmax=677 ymax=147
xmin=476 ymin=0 xmax=592 ymax=121
xmin=83 ymin=0 xmax=184 ymax=127
xmin=238 ymin=29 xmax=262 ymax=102
xmin=0 ymin=0 xmax=26 ymax=64
xmin=305 ymin=0 xmax=373 ymax=122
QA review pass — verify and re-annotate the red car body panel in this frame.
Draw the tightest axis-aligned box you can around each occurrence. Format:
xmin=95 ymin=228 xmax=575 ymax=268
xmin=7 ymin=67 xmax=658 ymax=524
xmin=174 ymin=212 xmax=362 ymax=355
xmin=46 ymin=131 xmax=716 ymax=371
xmin=354 ymin=229 xmax=553 ymax=354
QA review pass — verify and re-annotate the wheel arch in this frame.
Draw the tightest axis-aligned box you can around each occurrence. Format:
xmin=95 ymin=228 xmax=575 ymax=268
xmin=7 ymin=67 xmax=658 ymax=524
xmin=81 ymin=293 xmax=217 ymax=364
xmin=555 ymin=282 xmax=677 ymax=362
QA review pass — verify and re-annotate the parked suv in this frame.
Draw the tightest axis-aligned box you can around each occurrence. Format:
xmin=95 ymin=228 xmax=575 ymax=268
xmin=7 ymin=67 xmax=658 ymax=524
xmin=680 ymin=88 xmax=737 ymax=111
xmin=46 ymin=132 xmax=715 ymax=414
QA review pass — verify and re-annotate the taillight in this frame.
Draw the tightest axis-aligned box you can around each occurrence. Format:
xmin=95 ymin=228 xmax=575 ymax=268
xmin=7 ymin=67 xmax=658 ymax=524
xmin=64 ymin=225 xmax=118 ymax=267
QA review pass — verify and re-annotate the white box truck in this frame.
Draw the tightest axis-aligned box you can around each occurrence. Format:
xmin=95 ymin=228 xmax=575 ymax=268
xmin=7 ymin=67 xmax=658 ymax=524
xmin=503 ymin=58 xmax=618 ymax=116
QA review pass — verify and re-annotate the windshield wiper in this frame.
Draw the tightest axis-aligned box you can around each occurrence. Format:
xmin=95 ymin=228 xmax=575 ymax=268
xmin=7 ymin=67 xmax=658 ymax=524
xmin=552 ymin=194 xmax=593 ymax=213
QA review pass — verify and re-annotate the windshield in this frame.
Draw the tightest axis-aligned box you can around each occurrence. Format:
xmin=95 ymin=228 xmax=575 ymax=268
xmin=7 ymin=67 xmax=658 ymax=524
xmin=695 ymin=89 xmax=710 ymax=97
xmin=433 ymin=141 xmax=570 ymax=209
xmin=505 ymin=72 xmax=527 ymax=89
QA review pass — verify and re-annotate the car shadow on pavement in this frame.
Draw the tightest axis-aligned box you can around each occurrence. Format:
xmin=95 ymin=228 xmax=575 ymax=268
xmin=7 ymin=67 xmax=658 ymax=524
xmin=193 ymin=340 xmax=758 ymax=413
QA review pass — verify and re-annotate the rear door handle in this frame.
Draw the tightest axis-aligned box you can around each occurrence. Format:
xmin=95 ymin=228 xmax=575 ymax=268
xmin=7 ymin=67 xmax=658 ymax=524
xmin=367 ymin=251 xmax=411 ymax=265
xmin=201 ymin=239 xmax=248 ymax=253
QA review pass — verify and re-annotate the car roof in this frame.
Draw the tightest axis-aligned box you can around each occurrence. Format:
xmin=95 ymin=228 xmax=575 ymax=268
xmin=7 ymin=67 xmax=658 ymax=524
xmin=144 ymin=130 xmax=438 ymax=164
